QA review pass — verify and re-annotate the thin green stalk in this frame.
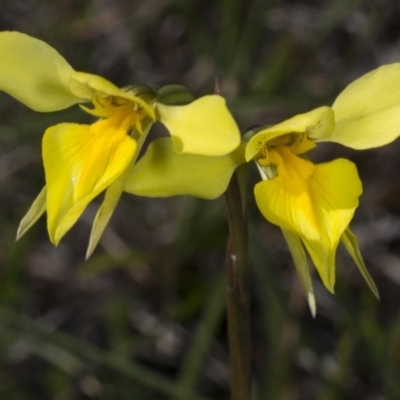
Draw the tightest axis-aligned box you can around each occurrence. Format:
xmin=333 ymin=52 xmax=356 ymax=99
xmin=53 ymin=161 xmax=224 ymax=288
xmin=224 ymin=168 xmax=251 ymax=400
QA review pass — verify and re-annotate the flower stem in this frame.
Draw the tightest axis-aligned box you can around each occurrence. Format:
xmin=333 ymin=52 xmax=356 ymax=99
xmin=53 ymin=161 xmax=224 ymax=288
xmin=224 ymin=167 xmax=251 ymax=400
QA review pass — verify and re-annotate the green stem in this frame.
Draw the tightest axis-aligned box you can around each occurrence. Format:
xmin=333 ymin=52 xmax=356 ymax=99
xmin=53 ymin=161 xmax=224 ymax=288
xmin=224 ymin=168 xmax=251 ymax=400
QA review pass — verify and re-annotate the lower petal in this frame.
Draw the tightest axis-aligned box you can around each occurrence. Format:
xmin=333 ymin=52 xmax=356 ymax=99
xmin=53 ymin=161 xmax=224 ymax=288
xmin=125 ymin=138 xmax=246 ymax=199
xmin=254 ymin=151 xmax=362 ymax=291
xmin=43 ymin=117 xmax=136 ymax=244
xmin=282 ymin=228 xmax=316 ymax=316
xmin=341 ymin=228 xmax=379 ymax=299
xmin=86 ymin=176 xmax=125 ymax=259
xmin=16 ymin=186 xmax=47 ymax=240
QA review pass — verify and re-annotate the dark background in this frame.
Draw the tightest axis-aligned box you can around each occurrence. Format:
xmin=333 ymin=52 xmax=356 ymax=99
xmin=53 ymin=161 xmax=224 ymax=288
xmin=1 ymin=0 xmax=400 ymax=399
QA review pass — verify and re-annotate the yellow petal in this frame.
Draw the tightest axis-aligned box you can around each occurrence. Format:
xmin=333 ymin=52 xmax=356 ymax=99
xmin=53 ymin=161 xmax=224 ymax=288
xmin=0 ymin=31 xmax=81 ymax=111
xmin=254 ymin=148 xmax=362 ymax=291
xmin=245 ymin=107 xmax=334 ymax=161
xmin=157 ymin=95 xmax=240 ymax=156
xmin=43 ymin=111 xmax=137 ymax=244
xmin=16 ymin=186 xmax=47 ymax=240
xmin=125 ymin=138 xmax=246 ymax=199
xmin=86 ymin=178 xmax=125 ymax=259
xmin=281 ymin=229 xmax=316 ymax=316
xmin=86 ymin=122 xmax=153 ymax=258
xmin=341 ymin=228 xmax=380 ymax=299
xmin=70 ymin=72 xmax=156 ymax=119
xmin=329 ymin=64 xmax=400 ymax=149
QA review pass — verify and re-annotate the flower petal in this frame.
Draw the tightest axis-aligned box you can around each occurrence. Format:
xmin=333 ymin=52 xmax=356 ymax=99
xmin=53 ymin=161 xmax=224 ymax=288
xmin=329 ymin=63 xmax=400 ymax=149
xmin=341 ymin=228 xmax=379 ymax=299
xmin=0 ymin=31 xmax=81 ymax=111
xmin=86 ymin=178 xmax=125 ymax=259
xmin=157 ymin=95 xmax=240 ymax=156
xmin=254 ymin=148 xmax=362 ymax=291
xmin=282 ymin=228 xmax=316 ymax=317
xmin=125 ymin=138 xmax=246 ymax=199
xmin=245 ymin=107 xmax=334 ymax=161
xmin=86 ymin=123 xmax=153 ymax=258
xmin=70 ymin=72 xmax=156 ymax=119
xmin=43 ymin=113 xmax=136 ymax=244
xmin=16 ymin=186 xmax=47 ymax=240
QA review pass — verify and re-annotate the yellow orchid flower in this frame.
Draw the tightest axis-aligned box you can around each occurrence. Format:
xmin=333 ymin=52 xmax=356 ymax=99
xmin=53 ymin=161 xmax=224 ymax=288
xmin=0 ymin=31 xmax=240 ymax=256
xmin=246 ymin=64 xmax=400 ymax=311
xmin=119 ymin=63 xmax=400 ymax=314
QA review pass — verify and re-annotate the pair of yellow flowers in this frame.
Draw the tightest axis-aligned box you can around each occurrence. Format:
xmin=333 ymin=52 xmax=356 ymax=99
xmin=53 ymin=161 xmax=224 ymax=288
xmin=1 ymin=31 xmax=399 ymax=307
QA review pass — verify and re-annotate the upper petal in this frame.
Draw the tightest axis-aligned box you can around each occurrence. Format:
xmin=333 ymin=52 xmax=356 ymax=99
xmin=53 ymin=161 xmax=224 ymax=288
xmin=70 ymin=72 xmax=156 ymax=119
xmin=245 ymin=107 xmax=334 ymax=161
xmin=157 ymin=95 xmax=241 ymax=156
xmin=254 ymin=148 xmax=362 ymax=291
xmin=0 ymin=31 xmax=82 ymax=111
xmin=43 ymin=111 xmax=137 ymax=244
xmin=329 ymin=63 xmax=400 ymax=149
xmin=125 ymin=138 xmax=246 ymax=199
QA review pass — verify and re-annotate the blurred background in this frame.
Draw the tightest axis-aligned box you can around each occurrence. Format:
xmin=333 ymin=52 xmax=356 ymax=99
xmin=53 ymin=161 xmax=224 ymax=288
xmin=1 ymin=0 xmax=400 ymax=399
